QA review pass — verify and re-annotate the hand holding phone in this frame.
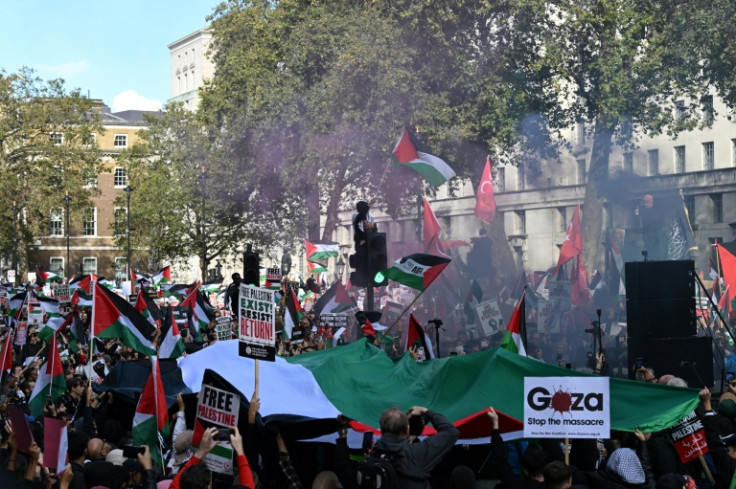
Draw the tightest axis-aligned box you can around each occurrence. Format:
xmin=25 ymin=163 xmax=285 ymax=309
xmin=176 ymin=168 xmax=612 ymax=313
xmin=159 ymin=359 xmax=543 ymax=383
xmin=122 ymin=445 xmax=145 ymax=459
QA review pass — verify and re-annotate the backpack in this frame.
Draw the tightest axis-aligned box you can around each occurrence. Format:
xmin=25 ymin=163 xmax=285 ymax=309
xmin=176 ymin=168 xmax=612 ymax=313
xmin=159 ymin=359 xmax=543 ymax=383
xmin=356 ymin=451 xmax=400 ymax=489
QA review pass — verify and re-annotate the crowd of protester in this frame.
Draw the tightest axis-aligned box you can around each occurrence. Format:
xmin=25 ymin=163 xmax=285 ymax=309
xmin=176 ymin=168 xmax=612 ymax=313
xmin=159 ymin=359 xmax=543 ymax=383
xmin=0 ymin=272 xmax=732 ymax=489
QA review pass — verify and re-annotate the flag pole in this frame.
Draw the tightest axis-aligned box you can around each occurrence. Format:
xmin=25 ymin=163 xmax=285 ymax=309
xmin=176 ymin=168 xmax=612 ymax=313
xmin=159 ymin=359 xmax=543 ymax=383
xmin=375 ymin=158 xmax=392 ymax=196
xmin=88 ymin=282 xmax=97 ymax=383
xmin=379 ymin=287 xmax=429 ymax=342
xmin=254 ymin=359 xmax=260 ymax=400
xmin=48 ymin=336 xmax=54 ymax=397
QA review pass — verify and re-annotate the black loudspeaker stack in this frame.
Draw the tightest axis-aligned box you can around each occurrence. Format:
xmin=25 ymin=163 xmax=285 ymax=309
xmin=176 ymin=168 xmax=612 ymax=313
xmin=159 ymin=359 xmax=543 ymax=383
xmin=625 ymin=260 xmax=713 ymax=387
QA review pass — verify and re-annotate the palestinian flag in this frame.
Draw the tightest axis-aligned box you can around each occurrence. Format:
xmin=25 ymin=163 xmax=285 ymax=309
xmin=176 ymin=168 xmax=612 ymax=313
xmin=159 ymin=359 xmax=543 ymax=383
xmin=132 ymin=357 xmax=169 ymax=467
xmin=305 ymin=240 xmax=340 ymax=261
xmin=36 ymin=266 xmax=63 ymax=285
xmin=28 ymin=335 xmax=66 ymax=418
xmin=201 ymin=281 xmax=222 ymax=294
xmin=8 ymin=291 xmax=27 ymax=322
xmin=33 ymin=291 xmax=61 ymax=320
xmin=132 ymin=270 xmax=151 ymax=285
xmin=313 ymin=282 xmax=356 ymax=316
xmin=71 ymin=289 xmax=93 ymax=307
xmin=500 ymin=291 xmax=527 ymax=356
xmin=135 ymin=288 xmax=163 ymax=326
xmin=392 ymin=127 xmax=456 ymax=187
xmin=283 ymin=288 xmax=304 ymax=339
xmin=67 ymin=312 xmax=84 ymax=354
xmin=0 ymin=332 xmax=13 ymax=375
xmin=163 ymin=284 xmax=190 ymax=301
xmin=152 ymin=266 xmax=171 ymax=287
xmin=92 ymin=283 xmax=157 ymax=356
xmin=69 ymin=274 xmax=97 ymax=293
xmin=406 ymin=314 xmax=435 ymax=359
xmin=180 ymin=289 xmax=214 ymax=342
xmin=38 ymin=313 xmax=73 ymax=343
xmin=307 ymin=260 xmax=328 ymax=274
xmin=179 ymin=339 xmax=702 ymax=440
xmin=159 ymin=307 xmax=185 ymax=359
xmin=376 ymin=254 xmax=451 ymax=291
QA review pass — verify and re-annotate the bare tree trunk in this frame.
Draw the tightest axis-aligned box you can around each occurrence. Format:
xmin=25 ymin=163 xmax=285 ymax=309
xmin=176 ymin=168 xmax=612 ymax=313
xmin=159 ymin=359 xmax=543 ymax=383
xmin=320 ymin=166 xmax=348 ymax=242
xmin=581 ymin=114 xmax=616 ymax=271
xmin=305 ymin=184 xmax=321 ymax=241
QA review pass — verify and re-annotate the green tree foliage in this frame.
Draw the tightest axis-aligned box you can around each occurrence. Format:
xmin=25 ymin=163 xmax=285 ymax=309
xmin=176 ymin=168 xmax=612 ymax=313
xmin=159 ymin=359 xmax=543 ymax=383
xmin=0 ymin=68 xmax=102 ymax=276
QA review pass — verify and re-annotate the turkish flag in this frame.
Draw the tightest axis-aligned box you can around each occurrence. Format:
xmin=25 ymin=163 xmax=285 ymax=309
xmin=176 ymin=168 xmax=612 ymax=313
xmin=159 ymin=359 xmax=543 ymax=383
xmin=555 ymin=204 xmax=583 ymax=271
xmin=474 ymin=157 xmax=496 ymax=223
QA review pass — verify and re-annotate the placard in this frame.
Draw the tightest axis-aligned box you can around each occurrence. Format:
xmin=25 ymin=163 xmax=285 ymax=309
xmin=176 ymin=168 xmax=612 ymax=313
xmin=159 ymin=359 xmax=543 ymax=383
xmin=194 ymin=385 xmax=240 ymax=474
xmin=475 ymin=299 xmax=504 ymax=337
xmin=669 ymin=411 xmax=709 ymax=463
xmin=266 ymin=268 xmax=281 ymax=283
xmin=524 ymin=376 xmax=610 ymax=439
xmin=28 ymin=305 xmax=43 ymax=325
xmin=319 ymin=314 xmax=349 ymax=329
xmin=238 ymin=285 xmax=275 ymax=361
xmin=215 ymin=316 xmax=233 ymax=341
xmin=15 ymin=322 xmax=27 ymax=346
xmin=52 ymin=284 xmax=71 ymax=304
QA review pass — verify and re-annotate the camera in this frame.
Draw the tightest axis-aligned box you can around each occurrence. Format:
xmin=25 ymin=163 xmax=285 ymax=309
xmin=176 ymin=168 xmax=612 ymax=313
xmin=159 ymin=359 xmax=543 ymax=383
xmin=214 ymin=427 xmax=234 ymax=441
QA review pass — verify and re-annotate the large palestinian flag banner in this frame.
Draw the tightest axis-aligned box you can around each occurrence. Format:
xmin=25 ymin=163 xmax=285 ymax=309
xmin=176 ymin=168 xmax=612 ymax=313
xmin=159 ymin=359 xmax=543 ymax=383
xmin=179 ymin=339 xmax=701 ymax=440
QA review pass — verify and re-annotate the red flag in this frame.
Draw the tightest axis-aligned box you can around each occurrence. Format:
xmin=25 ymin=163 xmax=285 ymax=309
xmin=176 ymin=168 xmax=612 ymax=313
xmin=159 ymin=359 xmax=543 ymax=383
xmin=717 ymin=245 xmax=736 ymax=295
xmin=474 ymin=156 xmax=496 ymax=223
xmin=0 ymin=332 xmax=12 ymax=373
xmin=555 ymin=204 xmax=582 ymax=271
xmin=361 ymin=319 xmax=376 ymax=337
xmin=423 ymin=198 xmax=443 ymax=244
xmin=423 ymin=199 xmax=470 ymax=258
xmin=571 ymin=254 xmax=591 ymax=307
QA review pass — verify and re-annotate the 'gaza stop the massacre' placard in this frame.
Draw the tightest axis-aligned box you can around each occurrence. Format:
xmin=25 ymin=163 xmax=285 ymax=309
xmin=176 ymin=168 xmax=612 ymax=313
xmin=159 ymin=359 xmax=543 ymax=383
xmin=238 ymin=284 xmax=275 ymax=361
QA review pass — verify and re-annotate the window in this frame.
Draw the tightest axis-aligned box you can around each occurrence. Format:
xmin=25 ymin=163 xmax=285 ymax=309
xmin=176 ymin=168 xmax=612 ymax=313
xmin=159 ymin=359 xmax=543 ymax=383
xmin=574 ymin=122 xmax=585 ymax=145
xmin=82 ymin=207 xmax=96 ymax=236
xmin=557 ymin=207 xmax=568 ymax=233
xmin=495 ymin=167 xmax=505 ymax=192
xmin=49 ymin=257 xmax=64 ymax=276
xmin=114 ymin=257 xmax=127 ymax=278
xmin=675 ymin=100 xmax=686 ymax=120
xmin=623 ymin=152 xmax=634 ymax=173
xmin=82 ymin=133 xmax=96 ymax=147
xmin=702 ymin=95 xmax=714 ymax=125
xmin=49 ymin=165 xmax=63 ymax=189
xmin=647 ymin=150 xmax=659 ymax=176
xmin=49 ymin=208 xmax=63 ymax=237
xmin=702 ymin=142 xmax=715 ymax=170
xmin=514 ymin=210 xmax=526 ymax=234
xmin=674 ymin=146 xmax=686 ymax=173
xmin=518 ymin=164 xmax=525 ymax=190
xmin=577 ymin=159 xmax=587 ymax=184
xmin=114 ymin=134 xmax=128 ymax=148
xmin=82 ymin=257 xmax=97 ymax=275
xmin=82 ymin=165 xmax=97 ymax=188
xmin=732 ymin=139 xmax=736 ymax=167
xmin=114 ymin=207 xmax=127 ymax=236
xmin=684 ymin=195 xmax=695 ymax=223
xmin=113 ymin=167 xmax=128 ymax=187
xmin=49 ymin=132 xmax=63 ymax=145
xmin=712 ymin=194 xmax=723 ymax=223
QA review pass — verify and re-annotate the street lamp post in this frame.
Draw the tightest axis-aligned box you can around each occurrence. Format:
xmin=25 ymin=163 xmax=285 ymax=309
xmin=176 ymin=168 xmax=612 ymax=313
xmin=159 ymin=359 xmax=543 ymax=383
xmin=336 ymin=255 xmax=345 ymax=283
xmin=199 ymin=167 xmax=208 ymax=283
xmin=63 ymin=195 xmax=71 ymax=278
xmin=124 ymin=186 xmax=133 ymax=281
xmin=11 ymin=204 xmax=19 ymax=284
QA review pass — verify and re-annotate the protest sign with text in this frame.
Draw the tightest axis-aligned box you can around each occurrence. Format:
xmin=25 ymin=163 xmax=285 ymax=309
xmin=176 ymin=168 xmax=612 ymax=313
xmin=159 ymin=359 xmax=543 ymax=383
xmin=52 ymin=284 xmax=70 ymax=304
xmin=524 ymin=376 xmax=610 ymax=439
xmin=669 ymin=411 xmax=709 ymax=463
xmin=238 ymin=285 xmax=275 ymax=361
xmin=215 ymin=315 xmax=234 ymax=341
xmin=475 ymin=299 xmax=504 ymax=337
xmin=194 ymin=384 xmax=240 ymax=474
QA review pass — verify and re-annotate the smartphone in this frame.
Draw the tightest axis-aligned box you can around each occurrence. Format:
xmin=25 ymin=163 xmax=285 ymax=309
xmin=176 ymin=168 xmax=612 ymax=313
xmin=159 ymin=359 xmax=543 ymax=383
xmin=361 ymin=431 xmax=374 ymax=452
xmin=122 ymin=445 xmax=145 ymax=458
xmin=635 ymin=357 xmax=644 ymax=368
xmin=214 ymin=427 xmax=233 ymax=441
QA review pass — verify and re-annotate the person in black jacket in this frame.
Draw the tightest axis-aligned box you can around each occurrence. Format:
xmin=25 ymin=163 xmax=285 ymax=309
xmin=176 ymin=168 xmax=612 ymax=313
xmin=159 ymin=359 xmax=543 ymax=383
xmin=369 ymin=405 xmax=459 ymax=488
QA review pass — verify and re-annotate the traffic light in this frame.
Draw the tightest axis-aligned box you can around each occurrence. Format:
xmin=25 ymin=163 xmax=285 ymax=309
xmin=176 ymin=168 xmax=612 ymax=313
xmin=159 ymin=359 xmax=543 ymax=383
xmin=367 ymin=231 xmax=388 ymax=286
xmin=243 ymin=244 xmax=260 ymax=286
xmin=349 ymin=247 xmax=369 ymax=287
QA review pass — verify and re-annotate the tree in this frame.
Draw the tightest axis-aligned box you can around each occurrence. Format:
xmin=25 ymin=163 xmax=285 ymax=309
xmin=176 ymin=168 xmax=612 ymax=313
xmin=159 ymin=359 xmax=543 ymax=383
xmin=0 ymin=68 xmax=102 ymax=277
xmin=115 ymin=104 xmax=295 ymax=278
xmin=482 ymin=1 xmax=717 ymax=269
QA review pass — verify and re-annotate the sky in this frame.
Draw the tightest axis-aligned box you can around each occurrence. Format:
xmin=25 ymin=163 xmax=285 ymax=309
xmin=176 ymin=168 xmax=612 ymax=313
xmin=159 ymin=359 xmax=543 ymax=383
xmin=0 ymin=0 xmax=218 ymax=112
